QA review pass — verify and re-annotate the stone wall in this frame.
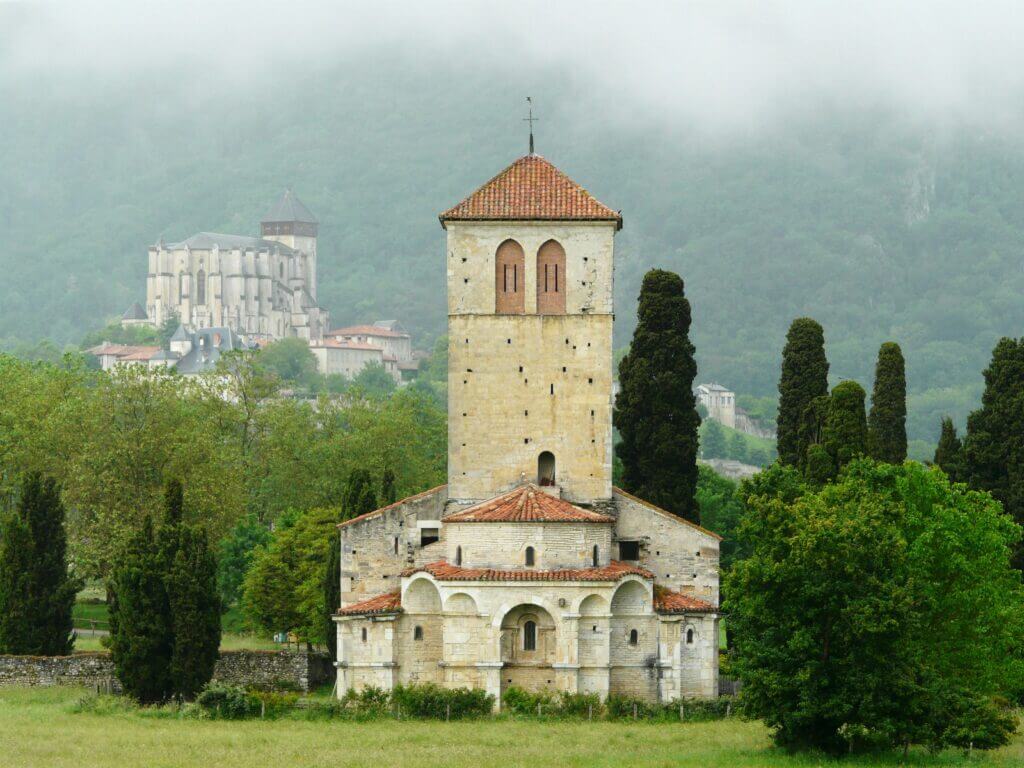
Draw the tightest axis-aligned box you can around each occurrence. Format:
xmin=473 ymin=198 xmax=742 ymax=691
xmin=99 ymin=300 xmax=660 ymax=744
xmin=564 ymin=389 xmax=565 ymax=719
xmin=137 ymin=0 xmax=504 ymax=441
xmin=445 ymin=521 xmax=613 ymax=570
xmin=0 ymin=650 xmax=333 ymax=693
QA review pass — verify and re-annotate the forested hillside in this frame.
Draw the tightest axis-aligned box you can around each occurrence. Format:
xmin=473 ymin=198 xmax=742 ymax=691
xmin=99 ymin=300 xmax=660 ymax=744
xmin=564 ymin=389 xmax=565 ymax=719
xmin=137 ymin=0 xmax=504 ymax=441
xmin=3 ymin=48 xmax=1024 ymax=446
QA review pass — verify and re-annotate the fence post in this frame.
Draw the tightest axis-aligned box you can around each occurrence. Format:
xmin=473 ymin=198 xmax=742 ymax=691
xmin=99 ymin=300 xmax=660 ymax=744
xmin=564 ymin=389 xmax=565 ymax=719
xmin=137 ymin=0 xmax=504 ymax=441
xmin=726 ymin=702 xmax=731 ymax=718
xmin=537 ymin=701 xmax=542 ymax=717
xmin=632 ymin=703 xmax=637 ymax=720
xmin=588 ymin=703 xmax=592 ymax=721
xmin=679 ymin=703 xmax=684 ymax=721
xmin=446 ymin=703 xmax=450 ymax=722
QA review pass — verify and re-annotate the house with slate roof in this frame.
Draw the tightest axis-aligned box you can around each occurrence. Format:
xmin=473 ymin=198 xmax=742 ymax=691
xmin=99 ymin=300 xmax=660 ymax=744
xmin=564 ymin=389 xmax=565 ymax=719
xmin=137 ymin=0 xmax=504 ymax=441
xmin=333 ymin=153 xmax=720 ymax=709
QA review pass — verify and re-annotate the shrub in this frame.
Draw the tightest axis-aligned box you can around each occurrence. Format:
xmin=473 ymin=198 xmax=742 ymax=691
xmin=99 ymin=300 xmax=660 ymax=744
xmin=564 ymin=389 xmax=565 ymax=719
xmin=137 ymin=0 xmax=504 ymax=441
xmin=606 ymin=694 xmax=657 ymax=720
xmin=502 ymin=686 xmax=557 ymax=716
xmin=555 ymin=691 xmax=603 ymax=718
xmin=392 ymin=683 xmax=493 ymax=719
xmin=195 ymin=682 xmax=258 ymax=719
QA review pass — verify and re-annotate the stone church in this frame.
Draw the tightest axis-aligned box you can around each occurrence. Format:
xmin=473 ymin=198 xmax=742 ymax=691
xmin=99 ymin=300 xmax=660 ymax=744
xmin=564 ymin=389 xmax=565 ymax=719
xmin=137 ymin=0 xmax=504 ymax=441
xmin=142 ymin=190 xmax=329 ymax=342
xmin=333 ymin=153 xmax=720 ymax=707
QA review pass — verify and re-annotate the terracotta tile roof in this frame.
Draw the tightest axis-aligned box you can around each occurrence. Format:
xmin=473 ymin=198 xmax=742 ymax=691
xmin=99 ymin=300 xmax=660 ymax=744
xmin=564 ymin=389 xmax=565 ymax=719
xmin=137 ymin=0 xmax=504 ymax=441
xmin=337 ymin=485 xmax=448 ymax=529
xmin=86 ymin=343 xmax=161 ymax=358
xmin=403 ymin=560 xmax=652 ymax=583
xmin=327 ymin=325 xmax=409 ymax=339
xmin=654 ymin=585 xmax=716 ymax=614
xmin=444 ymin=485 xmax=615 ymax=523
xmin=612 ymin=487 xmax=723 ymax=541
xmin=336 ymin=591 xmax=402 ymax=616
xmin=439 ymin=154 xmax=622 ymax=230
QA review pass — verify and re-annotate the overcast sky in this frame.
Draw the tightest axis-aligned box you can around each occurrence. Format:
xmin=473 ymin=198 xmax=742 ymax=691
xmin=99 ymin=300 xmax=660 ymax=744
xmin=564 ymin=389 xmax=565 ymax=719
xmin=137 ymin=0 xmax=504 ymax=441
xmin=4 ymin=1 xmax=1024 ymax=135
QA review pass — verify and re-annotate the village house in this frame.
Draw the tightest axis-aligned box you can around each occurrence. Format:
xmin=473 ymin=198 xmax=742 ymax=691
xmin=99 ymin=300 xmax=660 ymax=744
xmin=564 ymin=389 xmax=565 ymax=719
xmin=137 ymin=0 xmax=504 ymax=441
xmin=333 ymin=153 xmax=721 ymax=709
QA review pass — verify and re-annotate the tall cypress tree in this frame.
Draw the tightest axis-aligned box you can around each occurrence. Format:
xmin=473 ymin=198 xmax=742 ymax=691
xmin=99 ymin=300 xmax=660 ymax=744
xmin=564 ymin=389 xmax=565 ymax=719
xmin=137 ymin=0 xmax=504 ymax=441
xmin=108 ymin=516 xmax=174 ymax=704
xmin=166 ymin=526 xmax=220 ymax=700
xmin=0 ymin=473 xmax=78 ymax=656
xmin=343 ymin=469 xmax=378 ymax=519
xmin=323 ymin=538 xmax=341 ymax=658
xmin=933 ymin=417 xmax=964 ymax=482
xmin=963 ymin=337 xmax=1024 ymax=568
xmin=777 ymin=318 xmax=829 ymax=467
xmin=823 ymin=380 xmax=868 ymax=474
xmin=614 ymin=269 xmax=701 ymax=523
xmin=867 ymin=342 xmax=907 ymax=464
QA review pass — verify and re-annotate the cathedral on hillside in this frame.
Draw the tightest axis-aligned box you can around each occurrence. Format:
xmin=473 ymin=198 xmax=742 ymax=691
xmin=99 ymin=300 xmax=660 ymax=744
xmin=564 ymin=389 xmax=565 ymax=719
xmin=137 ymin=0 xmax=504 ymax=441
xmin=139 ymin=190 xmax=329 ymax=343
xmin=333 ymin=152 xmax=721 ymax=707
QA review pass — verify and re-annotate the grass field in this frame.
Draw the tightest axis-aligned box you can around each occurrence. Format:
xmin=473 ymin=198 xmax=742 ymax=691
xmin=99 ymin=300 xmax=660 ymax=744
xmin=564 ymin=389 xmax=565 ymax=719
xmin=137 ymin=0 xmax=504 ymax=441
xmin=0 ymin=687 xmax=1020 ymax=768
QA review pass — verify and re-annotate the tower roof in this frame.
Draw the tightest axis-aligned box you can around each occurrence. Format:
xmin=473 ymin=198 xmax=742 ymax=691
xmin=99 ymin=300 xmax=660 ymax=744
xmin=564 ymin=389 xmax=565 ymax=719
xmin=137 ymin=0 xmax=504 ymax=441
xmin=121 ymin=301 xmax=148 ymax=321
xmin=261 ymin=189 xmax=317 ymax=224
xmin=439 ymin=154 xmax=622 ymax=230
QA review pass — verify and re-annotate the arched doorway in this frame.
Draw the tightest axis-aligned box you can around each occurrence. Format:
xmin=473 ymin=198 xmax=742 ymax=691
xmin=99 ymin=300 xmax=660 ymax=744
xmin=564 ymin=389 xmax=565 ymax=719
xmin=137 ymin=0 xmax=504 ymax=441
xmin=538 ymin=451 xmax=555 ymax=486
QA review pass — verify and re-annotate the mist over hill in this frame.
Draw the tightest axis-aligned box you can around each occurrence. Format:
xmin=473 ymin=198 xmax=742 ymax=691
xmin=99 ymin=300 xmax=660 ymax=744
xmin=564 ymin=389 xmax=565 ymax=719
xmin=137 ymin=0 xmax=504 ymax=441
xmin=3 ymin=2 xmax=1024 ymax=447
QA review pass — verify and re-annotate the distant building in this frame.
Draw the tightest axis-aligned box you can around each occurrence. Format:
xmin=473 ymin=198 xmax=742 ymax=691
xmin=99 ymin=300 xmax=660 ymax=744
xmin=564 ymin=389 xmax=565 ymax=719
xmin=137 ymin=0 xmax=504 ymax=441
xmin=696 ymin=383 xmax=736 ymax=429
xmin=86 ymin=325 xmax=251 ymax=376
xmin=137 ymin=190 xmax=329 ymax=343
xmin=320 ymin=321 xmax=416 ymax=382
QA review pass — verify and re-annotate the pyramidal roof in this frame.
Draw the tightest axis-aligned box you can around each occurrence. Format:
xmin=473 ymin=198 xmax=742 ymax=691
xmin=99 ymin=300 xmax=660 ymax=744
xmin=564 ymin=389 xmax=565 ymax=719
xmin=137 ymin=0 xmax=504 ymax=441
xmin=444 ymin=484 xmax=615 ymax=523
xmin=261 ymin=189 xmax=317 ymax=224
xmin=439 ymin=154 xmax=622 ymax=230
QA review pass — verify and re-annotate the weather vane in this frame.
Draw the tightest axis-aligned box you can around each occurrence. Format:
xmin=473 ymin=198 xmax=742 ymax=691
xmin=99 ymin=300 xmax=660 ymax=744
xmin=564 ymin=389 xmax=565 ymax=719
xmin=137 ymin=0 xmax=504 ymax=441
xmin=523 ymin=97 xmax=538 ymax=154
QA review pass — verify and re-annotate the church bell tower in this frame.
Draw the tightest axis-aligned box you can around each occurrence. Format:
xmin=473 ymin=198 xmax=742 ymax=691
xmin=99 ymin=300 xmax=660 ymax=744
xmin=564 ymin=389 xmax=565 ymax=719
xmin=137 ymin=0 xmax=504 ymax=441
xmin=440 ymin=154 xmax=622 ymax=505
xmin=261 ymin=189 xmax=319 ymax=301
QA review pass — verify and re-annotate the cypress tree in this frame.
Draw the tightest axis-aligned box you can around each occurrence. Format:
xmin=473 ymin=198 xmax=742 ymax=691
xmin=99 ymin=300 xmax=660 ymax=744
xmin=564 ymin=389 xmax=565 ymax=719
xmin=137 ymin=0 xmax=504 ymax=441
xmin=963 ymin=337 xmax=1024 ymax=568
xmin=380 ymin=467 xmax=397 ymax=506
xmin=343 ymin=469 xmax=378 ymax=519
xmin=867 ymin=342 xmax=907 ymax=464
xmin=166 ymin=526 xmax=220 ymax=700
xmin=108 ymin=516 xmax=174 ymax=704
xmin=777 ymin=318 xmax=829 ymax=467
xmin=823 ymin=380 xmax=868 ymax=474
xmin=614 ymin=269 xmax=701 ymax=523
xmin=0 ymin=473 xmax=78 ymax=655
xmin=323 ymin=538 xmax=341 ymax=658
xmin=933 ymin=417 xmax=964 ymax=482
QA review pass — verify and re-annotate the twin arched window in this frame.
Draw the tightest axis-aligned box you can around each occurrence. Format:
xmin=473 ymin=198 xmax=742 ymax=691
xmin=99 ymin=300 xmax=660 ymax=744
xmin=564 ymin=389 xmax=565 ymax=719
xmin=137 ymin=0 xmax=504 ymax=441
xmin=494 ymin=239 xmax=565 ymax=315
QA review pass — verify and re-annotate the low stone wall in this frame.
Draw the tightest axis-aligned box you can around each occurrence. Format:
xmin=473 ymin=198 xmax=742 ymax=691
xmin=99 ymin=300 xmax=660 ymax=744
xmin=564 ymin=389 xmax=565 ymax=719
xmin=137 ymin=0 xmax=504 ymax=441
xmin=0 ymin=650 xmax=334 ymax=693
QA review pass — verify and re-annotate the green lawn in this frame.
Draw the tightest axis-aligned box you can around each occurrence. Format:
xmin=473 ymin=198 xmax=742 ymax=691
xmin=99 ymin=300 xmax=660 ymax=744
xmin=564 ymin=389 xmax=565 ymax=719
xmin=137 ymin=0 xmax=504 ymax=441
xmin=0 ymin=687 xmax=1020 ymax=768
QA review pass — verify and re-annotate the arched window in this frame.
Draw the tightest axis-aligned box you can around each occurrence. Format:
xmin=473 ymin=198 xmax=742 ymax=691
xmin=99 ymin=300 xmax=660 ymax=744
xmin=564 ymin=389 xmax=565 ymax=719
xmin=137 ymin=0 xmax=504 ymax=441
xmin=523 ymin=620 xmax=537 ymax=651
xmin=538 ymin=451 xmax=556 ymax=486
xmin=495 ymin=239 xmax=525 ymax=314
xmin=455 ymin=546 xmax=462 ymax=566
xmin=414 ymin=626 xmax=423 ymax=641
xmin=536 ymin=240 xmax=566 ymax=314
xmin=686 ymin=628 xmax=695 ymax=645
xmin=592 ymin=545 xmax=599 ymax=567
xmin=361 ymin=627 xmax=367 ymax=642
xmin=629 ymin=629 xmax=639 ymax=645
xmin=196 ymin=269 xmax=207 ymax=305
xmin=525 ymin=546 xmax=535 ymax=567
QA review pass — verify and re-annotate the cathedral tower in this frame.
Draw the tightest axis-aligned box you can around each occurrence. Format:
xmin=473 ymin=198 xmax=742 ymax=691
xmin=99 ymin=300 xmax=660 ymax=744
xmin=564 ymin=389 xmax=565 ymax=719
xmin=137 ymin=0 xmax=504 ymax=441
xmin=261 ymin=189 xmax=319 ymax=300
xmin=440 ymin=154 xmax=622 ymax=504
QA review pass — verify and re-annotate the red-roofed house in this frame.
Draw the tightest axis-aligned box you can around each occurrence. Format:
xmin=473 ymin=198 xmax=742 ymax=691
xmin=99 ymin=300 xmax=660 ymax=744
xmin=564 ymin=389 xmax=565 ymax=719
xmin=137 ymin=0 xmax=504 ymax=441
xmin=332 ymin=154 xmax=718 ymax=711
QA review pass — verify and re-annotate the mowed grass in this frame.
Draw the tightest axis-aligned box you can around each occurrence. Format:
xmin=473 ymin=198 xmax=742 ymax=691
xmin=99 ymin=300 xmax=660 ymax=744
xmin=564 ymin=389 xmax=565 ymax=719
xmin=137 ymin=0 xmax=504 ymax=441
xmin=0 ymin=687 xmax=1021 ymax=768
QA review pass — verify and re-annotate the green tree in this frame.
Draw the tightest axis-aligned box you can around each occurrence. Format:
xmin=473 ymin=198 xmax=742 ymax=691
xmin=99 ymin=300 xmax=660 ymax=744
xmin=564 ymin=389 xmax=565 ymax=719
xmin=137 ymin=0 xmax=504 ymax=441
xmin=614 ymin=270 xmax=702 ymax=523
xmin=380 ymin=467 xmax=397 ymax=506
xmin=727 ymin=431 xmax=748 ymax=463
xmin=166 ymin=525 xmax=220 ymax=699
xmin=727 ymin=460 xmax=1023 ymax=754
xmin=108 ymin=516 xmax=174 ymax=704
xmin=701 ymin=420 xmax=726 ymax=459
xmin=933 ymin=416 xmax=964 ymax=482
xmin=748 ymin=447 xmax=770 ymax=467
xmin=695 ymin=465 xmax=742 ymax=572
xmin=822 ymin=380 xmax=868 ymax=474
xmin=0 ymin=473 xmax=79 ymax=655
xmin=216 ymin=515 xmax=271 ymax=609
xmin=256 ymin=338 xmax=320 ymax=389
xmin=963 ymin=337 xmax=1024 ymax=568
xmin=867 ymin=342 xmax=907 ymax=464
xmin=242 ymin=507 xmax=341 ymax=645
xmin=343 ymin=468 xmax=379 ymax=519
xmin=777 ymin=318 xmax=829 ymax=467
xmin=323 ymin=539 xmax=340 ymax=658
xmin=351 ymin=360 xmax=397 ymax=398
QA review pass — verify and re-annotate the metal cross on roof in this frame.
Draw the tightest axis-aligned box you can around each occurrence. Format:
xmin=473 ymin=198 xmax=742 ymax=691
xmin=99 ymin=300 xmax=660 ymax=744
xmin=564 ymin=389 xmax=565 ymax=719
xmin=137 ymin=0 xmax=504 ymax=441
xmin=523 ymin=96 xmax=539 ymax=155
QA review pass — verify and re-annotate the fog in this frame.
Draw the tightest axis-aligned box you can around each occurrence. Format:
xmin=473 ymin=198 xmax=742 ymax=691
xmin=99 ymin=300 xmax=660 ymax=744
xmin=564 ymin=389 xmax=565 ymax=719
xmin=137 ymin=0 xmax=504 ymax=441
xmin=5 ymin=1 xmax=1024 ymax=136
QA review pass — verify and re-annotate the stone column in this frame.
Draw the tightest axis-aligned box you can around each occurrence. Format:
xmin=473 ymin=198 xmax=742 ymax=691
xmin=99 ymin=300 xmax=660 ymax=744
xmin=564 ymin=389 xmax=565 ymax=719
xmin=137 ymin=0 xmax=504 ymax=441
xmin=555 ymin=613 xmax=581 ymax=694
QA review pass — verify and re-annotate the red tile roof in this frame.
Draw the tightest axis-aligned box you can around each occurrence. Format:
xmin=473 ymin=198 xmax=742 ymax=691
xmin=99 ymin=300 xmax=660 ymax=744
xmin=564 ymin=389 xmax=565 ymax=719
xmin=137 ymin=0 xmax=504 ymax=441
xmin=337 ymin=485 xmax=448 ymax=529
xmin=653 ymin=585 xmax=716 ymax=614
xmin=336 ymin=591 xmax=402 ymax=616
xmin=439 ymin=154 xmax=622 ymax=230
xmin=403 ymin=560 xmax=652 ymax=583
xmin=327 ymin=325 xmax=409 ymax=339
xmin=444 ymin=485 xmax=614 ymax=523
xmin=86 ymin=343 xmax=161 ymax=358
